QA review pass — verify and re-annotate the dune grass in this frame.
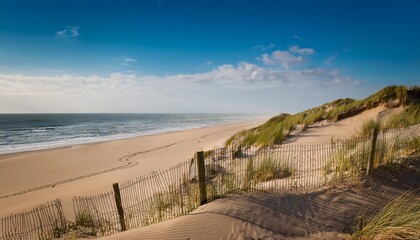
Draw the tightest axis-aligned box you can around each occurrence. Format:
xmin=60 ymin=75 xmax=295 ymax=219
xmin=383 ymin=103 xmax=420 ymax=130
xmin=252 ymin=157 xmax=294 ymax=183
xmin=351 ymin=192 xmax=420 ymax=240
xmin=226 ymin=85 xmax=418 ymax=147
xmin=326 ymin=117 xmax=420 ymax=184
xmin=75 ymin=211 xmax=107 ymax=236
xmin=225 ymin=114 xmax=290 ymax=147
xmin=357 ymin=119 xmax=381 ymax=139
xmin=323 ymin=139 xmax=371 ymax=184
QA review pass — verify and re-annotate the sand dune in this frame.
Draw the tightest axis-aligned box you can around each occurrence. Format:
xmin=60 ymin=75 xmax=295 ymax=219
xmin=284 ymin=105 xmax=403 ymax=145
xmin=101 ymin=166 xmax=419 ymax=240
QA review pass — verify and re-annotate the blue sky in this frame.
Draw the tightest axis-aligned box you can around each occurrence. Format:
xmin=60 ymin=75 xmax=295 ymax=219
xmin=0 ymin=0 xmax=419 ymax=113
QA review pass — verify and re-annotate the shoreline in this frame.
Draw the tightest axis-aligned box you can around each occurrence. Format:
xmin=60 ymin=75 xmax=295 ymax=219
xmin=0 ymin=118 xmax=266 ymax=219
xmin=0 ymin=116 xmax=267 ymax=157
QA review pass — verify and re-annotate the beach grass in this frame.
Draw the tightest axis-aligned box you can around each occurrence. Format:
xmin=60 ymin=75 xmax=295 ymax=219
xmin=383 ymin=103 xmax=420 ymax=130
xmin=357 ymin=119 xmax=381 ymax=138
xmin=351 ymin=192 xmax=420 ymax=240
xmin=252 ymin=157 xmax=293 ymax=183
xmin=226 ymin=85 xmax=418 ymax=147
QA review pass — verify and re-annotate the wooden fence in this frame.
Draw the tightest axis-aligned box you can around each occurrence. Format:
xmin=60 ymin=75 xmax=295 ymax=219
xmin=72 ymin=124 xmax=420 ymax=237
xmin=0 ymin=199 xmax=67 ymax=240
xmin=72 ymin=160 xmax=199 ymax=237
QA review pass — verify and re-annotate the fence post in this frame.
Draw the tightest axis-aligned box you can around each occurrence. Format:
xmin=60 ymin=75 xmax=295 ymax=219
xmin=112 ymin=183 xmax=126 ymax=231
xmin=366 ymin=126 xmax=379 ymax=176
xmin=196 ymin=151 xmax=207 ymax=205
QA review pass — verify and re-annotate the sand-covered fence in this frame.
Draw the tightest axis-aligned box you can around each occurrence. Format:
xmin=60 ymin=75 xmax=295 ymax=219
xmin=72 ymin=160 xmax=201 ymax=236
xmin=71 ymin=124 xmax=420 ymax=237
xmin=0 ymin=199 xmax=67 ymax=240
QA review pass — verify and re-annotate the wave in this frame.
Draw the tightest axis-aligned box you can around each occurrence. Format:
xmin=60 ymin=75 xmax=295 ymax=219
xmin=0 ymin=113 xmax=261 ymax=154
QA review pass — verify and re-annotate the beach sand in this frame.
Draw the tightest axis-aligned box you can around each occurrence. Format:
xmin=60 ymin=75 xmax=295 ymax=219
xmin=0 ymin=105 xmax=406 ymax=239
xmin=0 ymin=119 xmax=264 ymax=219
xmin=101 ymin=165 xmax=419 ymax=240
xmin=284 ymin=105 xmax=403 ymax=145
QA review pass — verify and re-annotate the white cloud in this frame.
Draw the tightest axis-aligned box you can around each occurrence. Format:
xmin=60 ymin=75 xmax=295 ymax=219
xmin=323 ymin=56 xmax=336 ymax=65
xmin=289 ymin=46 xmax=315 ymax=55
xmin=114 ymin=56 xmax=137 ymax=66
xmin=123 ymin=57 xmax=137 ymax=63
xmin=250 ymin=43 xmax=276 ymax=51
xmin=56 ymin=26 xmax=80 ymax=38
xmin=301 ymin=68 xmax=325 ymax=76
xmin=293 ymin=35 xmax=304 ymax=41
xmin=0 ymin=63 xmax=358 ymax=100
xmin=259 ymin=50 xmax=303 ymax=69
xmin=326 ymin=70 xmax=361 ymax=87
xmin=0 ymin=44 xmax=361 ymax=112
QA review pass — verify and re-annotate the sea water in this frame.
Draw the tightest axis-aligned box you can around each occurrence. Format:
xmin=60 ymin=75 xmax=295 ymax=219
xmin=0 ymin=113 xmax=259 ymax=154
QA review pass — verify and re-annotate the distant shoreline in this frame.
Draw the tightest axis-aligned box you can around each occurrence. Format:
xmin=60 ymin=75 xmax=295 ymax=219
xmin=0 ymin=113 xmax=268 ymax=155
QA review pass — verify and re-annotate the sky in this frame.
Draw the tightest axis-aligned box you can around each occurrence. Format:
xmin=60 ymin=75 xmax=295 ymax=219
xmin=0 ymin=0 xmax=419 ymax=113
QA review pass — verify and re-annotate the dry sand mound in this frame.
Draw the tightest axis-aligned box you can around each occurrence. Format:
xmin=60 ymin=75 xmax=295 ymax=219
xmin=285 ymin=105 xmax=403 ymax=145
xmin=100 ymin=162 xmax=419 ymax=240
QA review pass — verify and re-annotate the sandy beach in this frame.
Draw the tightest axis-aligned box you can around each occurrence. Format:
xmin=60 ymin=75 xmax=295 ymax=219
xmin=0 ymin=119 xmax=264 ymax=219
xmin=0 ymin=105 xmax=410 ymax=240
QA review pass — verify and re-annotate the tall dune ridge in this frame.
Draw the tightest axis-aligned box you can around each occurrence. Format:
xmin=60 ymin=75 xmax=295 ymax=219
xmin=1 ymin=86 xmax=419 ymax=240
xmin=226 ymin=85 xmax=420 ymax=148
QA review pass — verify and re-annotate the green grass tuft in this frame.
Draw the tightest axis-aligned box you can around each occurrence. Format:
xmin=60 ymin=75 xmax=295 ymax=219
xmin=351 ymin=192 xmax=420 ymax=240
xmin=75 ymin=212 xmax=96 ymax=228
xmin=252 ymin=158 xmax=294 ymax=183
xmin=357 ymin=119 xmax=381 ymax=138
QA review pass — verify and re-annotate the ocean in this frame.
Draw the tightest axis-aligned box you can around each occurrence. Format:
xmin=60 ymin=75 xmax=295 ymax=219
xmin=0 ymin=113 xmax=259 ymax=154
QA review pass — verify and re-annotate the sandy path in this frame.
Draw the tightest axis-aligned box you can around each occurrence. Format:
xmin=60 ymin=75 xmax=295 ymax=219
xmin=0 ymin=120 xmax=264 ymax=219
xmin=284 ymin=106 xmax=403 ymax=145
